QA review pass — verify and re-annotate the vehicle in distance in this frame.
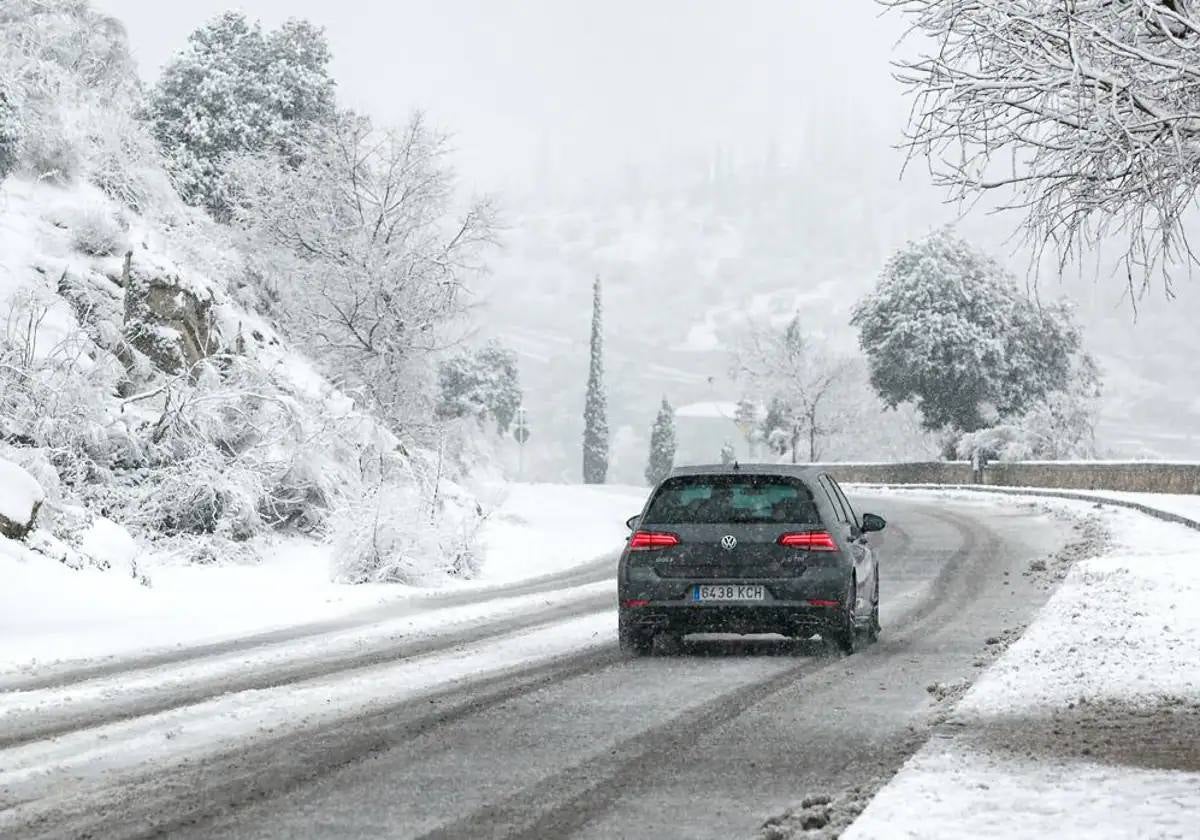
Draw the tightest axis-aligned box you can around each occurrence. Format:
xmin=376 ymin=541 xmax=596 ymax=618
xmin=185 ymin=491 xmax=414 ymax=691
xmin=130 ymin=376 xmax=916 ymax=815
xmin=617 ymin=464 xmax=885 ymax=655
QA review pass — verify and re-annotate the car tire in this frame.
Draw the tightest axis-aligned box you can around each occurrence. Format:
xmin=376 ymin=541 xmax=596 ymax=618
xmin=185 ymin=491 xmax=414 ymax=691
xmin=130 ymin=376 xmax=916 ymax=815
xmin=618 ymin=608 xmax=653 ymax=656
xmin=832 ymin=579 xmax=858 ymax=655
xmin=867 ymin=576 xmax=880 ymax=643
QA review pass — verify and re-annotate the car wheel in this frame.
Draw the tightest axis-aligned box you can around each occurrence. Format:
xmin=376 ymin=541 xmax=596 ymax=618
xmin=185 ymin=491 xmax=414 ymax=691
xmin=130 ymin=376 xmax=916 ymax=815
xmin=832 ymin=579 xmax=858 ymax=655
xmin=618 ymin=608 xmax=653 ymax=656
xmin=867 ymin=576 xmax=880 ymax=643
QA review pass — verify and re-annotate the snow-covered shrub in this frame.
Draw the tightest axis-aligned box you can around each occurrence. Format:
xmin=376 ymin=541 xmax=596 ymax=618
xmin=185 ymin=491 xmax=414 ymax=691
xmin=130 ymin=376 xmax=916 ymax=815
xmin=84 ymin=105 xmax=173 ymax=214
xmin=956 ymin=354 xmax=1101 ymax=462
xmin=20 ymin=112 xmax=80 ymax=183
xmin=63 ymin=201 xmax=126 ymax=256
xmin=331 ymin=474 xmax=483 ymax=584
xmin=0 ymin=285 xmax=122 ymax=478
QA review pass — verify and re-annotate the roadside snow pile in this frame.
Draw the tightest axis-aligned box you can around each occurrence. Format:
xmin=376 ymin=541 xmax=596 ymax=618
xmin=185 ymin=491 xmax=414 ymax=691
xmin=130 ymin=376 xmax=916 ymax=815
xmin=0 ymin=458 xmax=44 ymax=538
xmin=0 ymin=483 xmax=634 ymax=670
xmin=845 ymin=503 xmax=1200 ymax=839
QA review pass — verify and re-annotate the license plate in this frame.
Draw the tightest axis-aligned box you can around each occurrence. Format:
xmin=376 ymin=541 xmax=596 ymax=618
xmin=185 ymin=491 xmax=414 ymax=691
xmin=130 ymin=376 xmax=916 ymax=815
xmin=691 ymin=584 xmax=765 ymax=602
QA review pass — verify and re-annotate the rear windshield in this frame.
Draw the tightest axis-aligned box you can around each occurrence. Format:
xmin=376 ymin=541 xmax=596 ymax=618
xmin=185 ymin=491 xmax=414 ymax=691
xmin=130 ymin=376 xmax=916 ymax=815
xmin=643 ymin=475 xmax=822 ymax=525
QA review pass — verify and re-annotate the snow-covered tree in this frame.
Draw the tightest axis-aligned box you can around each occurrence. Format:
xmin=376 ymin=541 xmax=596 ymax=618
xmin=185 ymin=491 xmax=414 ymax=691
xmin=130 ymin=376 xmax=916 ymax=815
xmin=146 ymin=12 xmax=335 ymax=218
xmin=644 ymin=397 xmax=677 ymax=485
xmin=582 ymin=276 xmax=608 ymax=484
xmin=231 ymin=110 xmax=497 ymax=432
xmin=852 ymin=229 xmax=1094 ymax=442
xmin=732 ymin=315 xmax=852 ymax=463
xmin=436 ymin=341 xmax=523 ymax=433
xmin=884 ymin=0 xmax=1200 ymax=289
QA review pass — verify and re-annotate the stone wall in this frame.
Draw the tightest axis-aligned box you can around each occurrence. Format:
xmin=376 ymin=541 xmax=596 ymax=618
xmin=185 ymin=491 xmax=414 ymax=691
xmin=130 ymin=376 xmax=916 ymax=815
xmin=813 ymin=461 xmax=1200 ymax=495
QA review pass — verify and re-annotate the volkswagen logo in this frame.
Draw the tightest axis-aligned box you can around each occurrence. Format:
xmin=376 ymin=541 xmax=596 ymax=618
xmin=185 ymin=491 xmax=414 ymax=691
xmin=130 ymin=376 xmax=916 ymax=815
xmin=720 ymin=535 xmax=738 ymax=551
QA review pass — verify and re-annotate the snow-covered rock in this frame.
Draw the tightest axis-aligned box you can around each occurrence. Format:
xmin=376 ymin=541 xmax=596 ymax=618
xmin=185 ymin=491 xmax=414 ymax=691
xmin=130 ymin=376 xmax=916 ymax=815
xmin=0 ymin=458 xmax=45 ymax=539
xmin=122 ymin=252 xmax=218 ymax=376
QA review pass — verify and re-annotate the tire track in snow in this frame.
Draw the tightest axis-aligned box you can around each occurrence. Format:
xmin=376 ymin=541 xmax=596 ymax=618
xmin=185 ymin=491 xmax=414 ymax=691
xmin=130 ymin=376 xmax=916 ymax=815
xmin=0 ymin=551 xmax=619 ymax=694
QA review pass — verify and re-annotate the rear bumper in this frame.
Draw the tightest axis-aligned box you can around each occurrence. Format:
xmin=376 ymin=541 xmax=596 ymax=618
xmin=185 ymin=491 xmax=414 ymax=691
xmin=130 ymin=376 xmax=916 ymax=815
xmin=619 ymin=602 xmax=842 ymax=636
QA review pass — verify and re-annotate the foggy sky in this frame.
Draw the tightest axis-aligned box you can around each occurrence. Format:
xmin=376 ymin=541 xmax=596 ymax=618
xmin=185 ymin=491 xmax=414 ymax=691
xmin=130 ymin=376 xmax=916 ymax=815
xmin=92 ymin=1 xmax=910 ymax=194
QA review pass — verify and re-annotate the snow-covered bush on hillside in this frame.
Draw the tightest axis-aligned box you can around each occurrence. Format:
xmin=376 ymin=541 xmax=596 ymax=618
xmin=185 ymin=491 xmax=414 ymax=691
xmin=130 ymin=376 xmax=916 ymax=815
xmin=85 ymin=106 xmax=173 ymax=215
xmin=331 ymin=472 xmax=484 ymax=584
xmin=61 ymin=200 xmax=126 ymax=256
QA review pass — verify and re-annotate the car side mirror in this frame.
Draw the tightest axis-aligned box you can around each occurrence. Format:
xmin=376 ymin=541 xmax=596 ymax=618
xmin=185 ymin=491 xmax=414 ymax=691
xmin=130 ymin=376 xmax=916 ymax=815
xmin=860 ymin=513 xmax=886 ymax=533
xmin=625 ymin=515 xmax=640 ymax=531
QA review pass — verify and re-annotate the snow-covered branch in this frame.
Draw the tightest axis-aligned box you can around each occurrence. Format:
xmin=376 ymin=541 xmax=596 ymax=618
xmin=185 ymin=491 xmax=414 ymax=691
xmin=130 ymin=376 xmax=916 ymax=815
xmin=884 ymin=0 xmax=1200 ymax=290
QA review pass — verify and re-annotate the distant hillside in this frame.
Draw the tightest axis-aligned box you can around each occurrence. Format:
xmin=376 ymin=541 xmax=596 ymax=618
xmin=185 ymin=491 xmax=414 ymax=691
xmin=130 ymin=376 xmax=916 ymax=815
xmin=486 ymin=167 xmax=1200 ymax=480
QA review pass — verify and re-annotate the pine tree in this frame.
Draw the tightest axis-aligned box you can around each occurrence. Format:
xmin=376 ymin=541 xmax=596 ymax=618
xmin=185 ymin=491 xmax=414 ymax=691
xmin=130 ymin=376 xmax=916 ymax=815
xmin=644 ymin=397 xmax=677 ymax=485
xmin=582 ymin=276 xmax=609 ymax=484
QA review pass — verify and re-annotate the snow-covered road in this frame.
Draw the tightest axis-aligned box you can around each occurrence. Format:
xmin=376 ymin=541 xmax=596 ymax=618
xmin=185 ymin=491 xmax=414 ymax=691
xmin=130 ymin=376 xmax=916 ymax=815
xmin=842 ymin=492 xmax=1200 ymax=840
xmin=0 ymin=492 xmax=1087 ymax=840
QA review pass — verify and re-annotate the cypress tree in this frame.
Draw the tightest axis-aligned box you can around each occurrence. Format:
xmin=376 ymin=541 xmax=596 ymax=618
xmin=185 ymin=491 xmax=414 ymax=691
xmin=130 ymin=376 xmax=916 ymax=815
xmin=645 ymin=397 xmax=677 ymax=485
xmin=582 ymin=276 xmax=609 ymax=483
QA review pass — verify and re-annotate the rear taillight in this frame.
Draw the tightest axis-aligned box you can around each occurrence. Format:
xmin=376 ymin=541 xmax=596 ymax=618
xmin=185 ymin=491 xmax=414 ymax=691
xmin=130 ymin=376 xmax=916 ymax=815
xmin=778 ymin=531 xmax=838 ymax=551
xmin=629 ymin=530 xmax=681 ymax=550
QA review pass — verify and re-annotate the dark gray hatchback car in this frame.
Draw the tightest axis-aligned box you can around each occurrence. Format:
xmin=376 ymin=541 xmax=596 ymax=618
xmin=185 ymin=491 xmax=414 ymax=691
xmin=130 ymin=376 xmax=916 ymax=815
xmin=617 ymin=464 xmax=885 ymax=655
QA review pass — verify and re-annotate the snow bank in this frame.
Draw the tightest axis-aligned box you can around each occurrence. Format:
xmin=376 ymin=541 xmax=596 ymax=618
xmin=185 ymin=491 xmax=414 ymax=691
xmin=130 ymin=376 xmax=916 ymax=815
xmin=0 ymin=458 xmax=45 ymax=537
xmin=846 ymin=500 xmax=1200 ymax=839
xmin=0 ymin=483 xmax=643 ymax=671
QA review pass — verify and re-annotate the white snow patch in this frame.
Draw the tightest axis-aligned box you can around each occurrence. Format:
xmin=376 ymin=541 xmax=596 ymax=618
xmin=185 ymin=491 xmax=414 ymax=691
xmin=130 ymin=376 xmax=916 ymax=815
xmin=476 ymin=483 xmax=647 ymax=582
xmin=76 ymin=517 xmax=139 ymax=572
xmin=846 ymin=497 xmax=1200 ymax=840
